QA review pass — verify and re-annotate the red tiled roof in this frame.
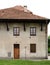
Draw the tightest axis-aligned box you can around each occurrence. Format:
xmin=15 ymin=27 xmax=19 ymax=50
xmin=0 ymin=6 xmax=48 ymax=19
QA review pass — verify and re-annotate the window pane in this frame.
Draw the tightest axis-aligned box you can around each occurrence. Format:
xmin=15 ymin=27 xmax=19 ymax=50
xmin=30 ymin=28 xmax=32 ymax=33
xmin=33 ymin=28 xmax=35 ymax=33
xmin=17 ymin=28 xmax=19 ymax=32
xmin=14 ymin=28 xmax=17 ymax=31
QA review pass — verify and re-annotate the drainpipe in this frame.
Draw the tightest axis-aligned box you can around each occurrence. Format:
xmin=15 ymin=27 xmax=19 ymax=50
xmin=45 ymin=20 xmax=48 ymax=59
xmin=25 ymin=46 xmax=27 ymax=59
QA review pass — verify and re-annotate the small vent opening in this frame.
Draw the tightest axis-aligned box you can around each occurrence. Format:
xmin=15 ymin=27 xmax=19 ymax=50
xmin=8 ymin=52 xmax=11 ymax=57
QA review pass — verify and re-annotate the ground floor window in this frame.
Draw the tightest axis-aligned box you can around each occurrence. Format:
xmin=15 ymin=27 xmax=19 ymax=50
xmin=30 ymin=44 xmax=36 ymax=53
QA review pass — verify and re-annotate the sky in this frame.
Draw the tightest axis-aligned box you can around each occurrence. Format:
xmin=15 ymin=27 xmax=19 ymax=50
xmin=0 ymin=0 xmax=50 ymax=36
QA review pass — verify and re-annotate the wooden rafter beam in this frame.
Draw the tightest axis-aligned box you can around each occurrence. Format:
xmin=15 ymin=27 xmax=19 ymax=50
xmin=40 ymin=23 xmax=43 ymax=31
xmin=23 ymin=23 xmax=26 ymax=31
xmin=45 ymin=20 xmax=47 ymax=33
xmin=6 ymin=22 xmax=9 ymax=31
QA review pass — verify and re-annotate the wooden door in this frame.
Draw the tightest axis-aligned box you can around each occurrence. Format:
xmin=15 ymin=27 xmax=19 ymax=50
xmin=14 ymin=44 xmax=19 ymax=59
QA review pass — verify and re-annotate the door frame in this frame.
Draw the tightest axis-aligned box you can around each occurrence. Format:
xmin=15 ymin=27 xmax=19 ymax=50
xmin=13 ymin=44 xmax=20 ymax=59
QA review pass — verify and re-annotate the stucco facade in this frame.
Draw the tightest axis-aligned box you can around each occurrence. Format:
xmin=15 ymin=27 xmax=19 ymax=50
xmin=0 ymin=22 xmax=48 ymax=59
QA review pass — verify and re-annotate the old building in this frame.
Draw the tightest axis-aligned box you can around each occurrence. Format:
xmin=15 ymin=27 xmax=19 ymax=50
xmin=0 ymin=5 xmax=50 ymax=59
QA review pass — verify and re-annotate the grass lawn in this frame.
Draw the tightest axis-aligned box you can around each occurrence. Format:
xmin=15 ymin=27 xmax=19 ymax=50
xmin=0 ymin=60 xmax=50 ymax=65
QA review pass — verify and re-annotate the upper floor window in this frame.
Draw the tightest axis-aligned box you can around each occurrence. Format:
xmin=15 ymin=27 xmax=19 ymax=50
xmin=30 ymin=27 xmax=36 ymax=36
xmin=13 ymin=27 xmax=20 ymax=36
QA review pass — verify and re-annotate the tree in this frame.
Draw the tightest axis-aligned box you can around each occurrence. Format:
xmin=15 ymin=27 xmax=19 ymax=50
xmin=48 ymin=36 xmax=50 ymax=39
xmin=48 ymin=36 xmax=50 ymax=47
xmin=48 ymin=36 xmax=50 ymax=53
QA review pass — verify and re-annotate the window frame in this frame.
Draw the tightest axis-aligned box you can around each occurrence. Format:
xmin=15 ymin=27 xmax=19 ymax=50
xmin=13 ymin=27 xmax=20 ymax=36
xmin=30 ymin=44 xmax=36 ymax=53
xmin=30 ymin=27 xmax=36 ymax=36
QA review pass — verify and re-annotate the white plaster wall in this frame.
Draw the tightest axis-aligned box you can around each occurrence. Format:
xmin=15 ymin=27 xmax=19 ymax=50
xmin=0 ymin=22 xmax=47 ymax=59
